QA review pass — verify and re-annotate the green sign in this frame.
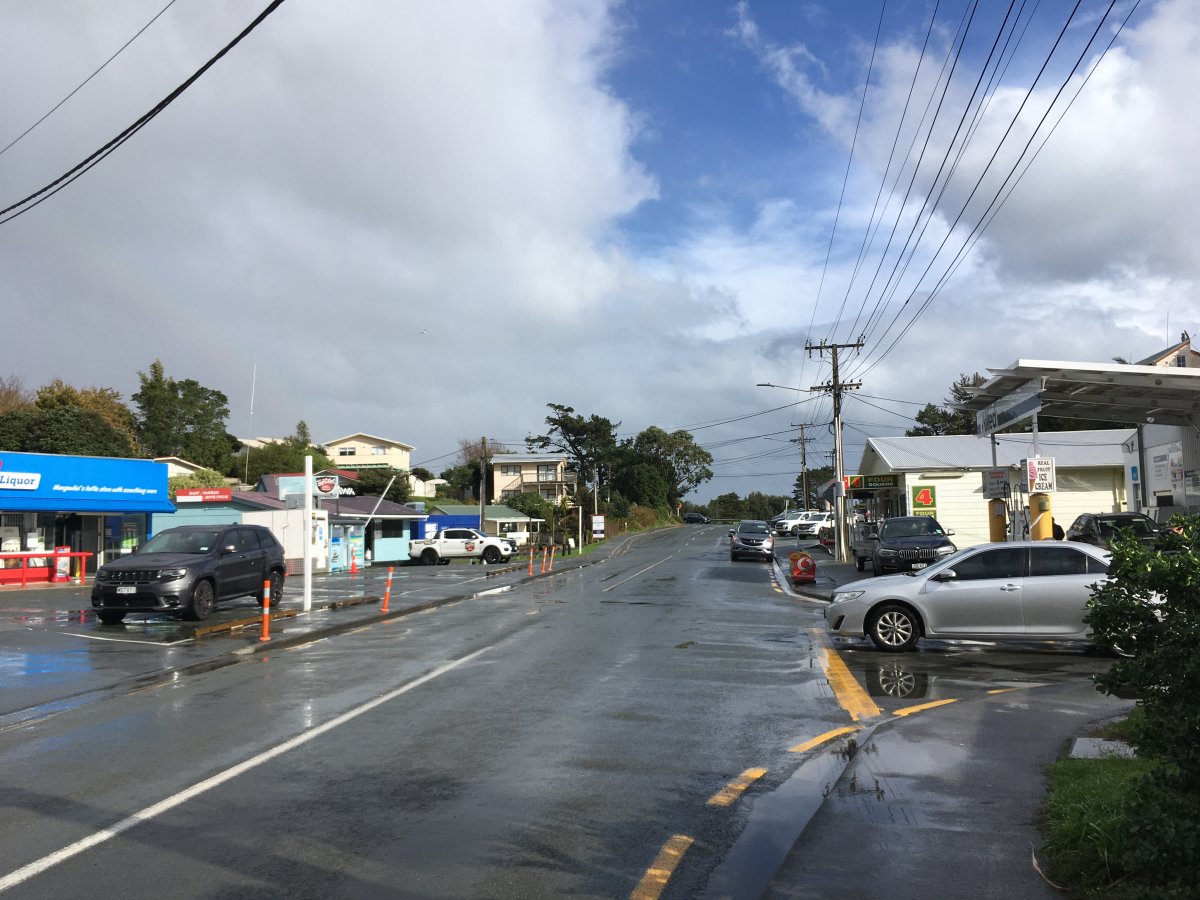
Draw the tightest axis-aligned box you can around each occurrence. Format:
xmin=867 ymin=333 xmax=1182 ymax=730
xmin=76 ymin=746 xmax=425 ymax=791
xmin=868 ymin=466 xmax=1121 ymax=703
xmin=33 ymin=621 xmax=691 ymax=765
xmin=910 ymin=484 xmax=937 ymax=515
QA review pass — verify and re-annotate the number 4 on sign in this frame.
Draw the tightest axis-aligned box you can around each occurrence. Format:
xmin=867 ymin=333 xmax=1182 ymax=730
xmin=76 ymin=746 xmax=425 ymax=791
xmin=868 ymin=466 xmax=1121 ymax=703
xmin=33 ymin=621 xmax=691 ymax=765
xmin=913 ymin=488 xmax=934 ymax=507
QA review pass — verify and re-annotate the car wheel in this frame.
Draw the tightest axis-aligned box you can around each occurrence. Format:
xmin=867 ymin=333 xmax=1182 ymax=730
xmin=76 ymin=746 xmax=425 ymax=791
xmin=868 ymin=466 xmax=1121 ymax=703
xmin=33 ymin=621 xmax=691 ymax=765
xmin=868 ymin=603 xmax=920 ymax=652
xmin=260 ymin=570 xmax=284 ymax=607
xmin=421 ymin=548 xmax=439 ymax=566
xmin=483 ymin=546 xmax=501 ymax=564
xmin=97 ymin=610 xmax=126 ymax=625
xmin=855 ymin=554 xmax=865 ymax=572
xmin=185 ymin=580 xmax=215 ymax=621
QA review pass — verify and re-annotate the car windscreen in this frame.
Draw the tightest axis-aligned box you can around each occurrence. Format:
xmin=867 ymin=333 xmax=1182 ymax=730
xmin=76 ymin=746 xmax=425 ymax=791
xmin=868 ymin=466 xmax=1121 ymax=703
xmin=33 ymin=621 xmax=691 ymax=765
xmin=879 ymin=519 xmax=945 ymax=539
xmin=141 ymin=530 xmax=220 ymax=554
xmin=1097 ymin=517 xmax=1158 ymax=538
xmin=738 ymin=523 xmax=770 ymax=535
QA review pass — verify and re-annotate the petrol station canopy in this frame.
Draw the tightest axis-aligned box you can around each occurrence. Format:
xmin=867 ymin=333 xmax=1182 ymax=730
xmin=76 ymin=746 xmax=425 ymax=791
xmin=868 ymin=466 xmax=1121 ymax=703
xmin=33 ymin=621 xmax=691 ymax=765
xmin=956 ymin=359 xmax=1200 ymax=434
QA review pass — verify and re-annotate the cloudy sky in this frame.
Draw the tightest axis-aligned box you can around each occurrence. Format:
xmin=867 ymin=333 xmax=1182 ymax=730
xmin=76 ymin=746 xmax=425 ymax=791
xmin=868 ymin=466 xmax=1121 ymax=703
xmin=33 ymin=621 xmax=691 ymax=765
xmin=1 ymin=0 xmax=1193 ymax=502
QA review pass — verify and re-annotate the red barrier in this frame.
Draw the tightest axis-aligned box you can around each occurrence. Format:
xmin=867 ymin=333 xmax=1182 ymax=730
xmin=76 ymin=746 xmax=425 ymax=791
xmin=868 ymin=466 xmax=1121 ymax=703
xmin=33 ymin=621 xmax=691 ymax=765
xmin=260 ymin=579 xmax=271 ymax=642
xmin=0 ymin=551 xmax=93 ymax=587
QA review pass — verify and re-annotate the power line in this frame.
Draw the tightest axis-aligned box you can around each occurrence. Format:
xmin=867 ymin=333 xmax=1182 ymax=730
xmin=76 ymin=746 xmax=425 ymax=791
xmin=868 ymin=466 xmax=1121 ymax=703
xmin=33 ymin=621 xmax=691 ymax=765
xmin=0 ymin=0 xmax=288 ymax=226
xmin=0 ymin=0 xmax=180 ymax=160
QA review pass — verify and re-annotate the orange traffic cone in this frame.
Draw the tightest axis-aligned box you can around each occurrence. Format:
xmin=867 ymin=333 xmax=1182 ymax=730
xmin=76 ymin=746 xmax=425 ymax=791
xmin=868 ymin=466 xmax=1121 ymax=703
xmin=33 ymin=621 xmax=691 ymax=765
xmin=350 ymin=549 xmax=358 ymax=575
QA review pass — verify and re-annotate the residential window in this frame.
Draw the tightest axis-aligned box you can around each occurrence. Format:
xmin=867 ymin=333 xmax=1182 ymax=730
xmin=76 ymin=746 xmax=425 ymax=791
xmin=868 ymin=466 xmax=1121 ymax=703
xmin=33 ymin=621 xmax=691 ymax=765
xmin=540 ymin=487 xmax=557 ymax=500
xmin=500 ymin=465 xmax=521 ymax=477
xmin=537 ymin=464 xmax=557 ymax=483
xmin=339 ymin=447 xmax=356 ymax=457
xmin=502 ymin=489 xmax=519 ymax=500
xmin=371 ymin=446 xmax=387 ymax=456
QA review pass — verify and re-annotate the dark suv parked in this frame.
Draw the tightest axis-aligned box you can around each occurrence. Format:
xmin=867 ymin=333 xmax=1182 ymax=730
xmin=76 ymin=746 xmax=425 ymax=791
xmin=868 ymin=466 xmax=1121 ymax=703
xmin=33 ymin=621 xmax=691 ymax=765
xmin=853 ymin=515 xmax=956 ymax=575
xmin=91 ymin=524 xmax=286 ymax=624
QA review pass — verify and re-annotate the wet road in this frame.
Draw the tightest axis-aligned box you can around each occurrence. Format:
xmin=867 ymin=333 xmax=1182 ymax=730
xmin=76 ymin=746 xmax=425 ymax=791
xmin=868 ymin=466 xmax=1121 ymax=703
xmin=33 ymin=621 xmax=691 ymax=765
xmin=0 ymin=527 xmax=1117 ymax=898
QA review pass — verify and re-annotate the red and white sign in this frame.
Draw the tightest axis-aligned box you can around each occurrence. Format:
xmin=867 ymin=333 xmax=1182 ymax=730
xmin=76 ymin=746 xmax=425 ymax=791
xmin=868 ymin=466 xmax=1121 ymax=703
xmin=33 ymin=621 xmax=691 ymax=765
xmin=175 ymin=488 xmax=233 ymax=503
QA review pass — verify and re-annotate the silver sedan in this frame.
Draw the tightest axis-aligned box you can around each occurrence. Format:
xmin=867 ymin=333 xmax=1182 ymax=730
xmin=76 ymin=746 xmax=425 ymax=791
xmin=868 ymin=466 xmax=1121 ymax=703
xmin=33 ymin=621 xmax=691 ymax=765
xmin=825 ymin=540 xmax=1111 ymax=652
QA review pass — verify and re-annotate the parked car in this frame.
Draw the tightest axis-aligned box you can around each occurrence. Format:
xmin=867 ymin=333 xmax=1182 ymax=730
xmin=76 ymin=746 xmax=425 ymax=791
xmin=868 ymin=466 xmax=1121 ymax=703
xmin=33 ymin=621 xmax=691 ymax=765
xmin=853 ymin=515 xmax=956 ymax=574
xmin=772 ymin=510 xmax=809 ymax=535
xmin=825 ymin=540 xmax=1112 ymax=652
xmin=1065 ymin=512 xmax=1161 ymax=549
xmin=682 ymin=512 xmax=710 ymax=524
xmin=793 ymin=511 xmax=834 ymax=539
xmin=730 ymin=520 xmax=775 ymax=561
xmin=91 ymin=524 xmax=286 ymax=624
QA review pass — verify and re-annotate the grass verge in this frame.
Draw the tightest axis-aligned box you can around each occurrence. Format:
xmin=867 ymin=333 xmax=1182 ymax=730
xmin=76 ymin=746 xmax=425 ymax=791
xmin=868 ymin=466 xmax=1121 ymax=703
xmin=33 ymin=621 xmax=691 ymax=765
xmin=1040 ymin=752 xmax=1161 ymax=899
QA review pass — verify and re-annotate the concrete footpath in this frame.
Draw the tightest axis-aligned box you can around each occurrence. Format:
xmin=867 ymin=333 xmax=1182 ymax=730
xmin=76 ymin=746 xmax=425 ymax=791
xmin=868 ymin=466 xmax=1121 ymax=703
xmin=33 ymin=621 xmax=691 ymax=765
xmin=765 ymin=545 xmax=1134 ymax=899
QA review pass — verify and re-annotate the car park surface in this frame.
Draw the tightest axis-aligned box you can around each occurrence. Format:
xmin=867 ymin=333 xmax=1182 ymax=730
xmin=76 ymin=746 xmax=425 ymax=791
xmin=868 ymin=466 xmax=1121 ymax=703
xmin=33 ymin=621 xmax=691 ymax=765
xmin=825 ymin=540 xmax=1111 ymax=651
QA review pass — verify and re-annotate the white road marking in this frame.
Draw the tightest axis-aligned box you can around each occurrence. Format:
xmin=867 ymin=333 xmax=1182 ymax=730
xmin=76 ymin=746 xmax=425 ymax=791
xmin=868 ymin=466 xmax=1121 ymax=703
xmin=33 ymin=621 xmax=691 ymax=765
xmin=601 ymin=557 xmax=674 ymax=592
xmin=59 ymin=633 xmax=193 ymax=646
xmin=0 ymin=645 xmax=493 ymax=893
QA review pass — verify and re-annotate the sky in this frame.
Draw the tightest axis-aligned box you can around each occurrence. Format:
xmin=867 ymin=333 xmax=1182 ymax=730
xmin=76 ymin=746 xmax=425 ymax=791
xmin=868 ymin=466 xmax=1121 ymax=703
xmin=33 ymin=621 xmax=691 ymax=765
xmin=1 ymin=0 xmax=1194 ymax=503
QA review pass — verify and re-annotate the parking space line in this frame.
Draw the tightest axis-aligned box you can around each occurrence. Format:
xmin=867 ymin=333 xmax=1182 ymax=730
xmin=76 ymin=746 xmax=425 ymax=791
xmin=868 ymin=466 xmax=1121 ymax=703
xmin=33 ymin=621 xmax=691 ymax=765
xmin=707 ymin=767 xmax=768 ymax=807
xmin=809 ymin=628 xmax=881 ymax=722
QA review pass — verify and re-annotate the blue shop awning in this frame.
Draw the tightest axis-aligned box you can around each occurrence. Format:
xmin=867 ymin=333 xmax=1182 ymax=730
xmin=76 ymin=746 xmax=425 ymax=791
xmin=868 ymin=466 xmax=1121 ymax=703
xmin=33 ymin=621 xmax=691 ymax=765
xmin=0 ymin=451 xmax=175 ymax=515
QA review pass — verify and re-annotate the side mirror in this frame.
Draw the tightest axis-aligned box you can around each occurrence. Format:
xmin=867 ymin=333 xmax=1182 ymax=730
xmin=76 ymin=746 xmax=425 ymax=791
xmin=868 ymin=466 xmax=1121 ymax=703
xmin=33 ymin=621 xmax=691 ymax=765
xmin=946 ymin=529 xmax=955 ymax=536
xmin=931 ymin=569 xmax=957 ymax=582
xmin=222 ymin=543 xmax=238 ymax=555
xmin=867 ymin=530 xmax=878 ymax=539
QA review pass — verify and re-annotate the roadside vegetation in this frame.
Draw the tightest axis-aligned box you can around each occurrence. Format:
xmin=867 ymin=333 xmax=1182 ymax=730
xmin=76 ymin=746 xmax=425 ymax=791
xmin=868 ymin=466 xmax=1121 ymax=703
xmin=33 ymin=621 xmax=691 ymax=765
xmin=1040 ymin=516 xmax=1199 ymax=898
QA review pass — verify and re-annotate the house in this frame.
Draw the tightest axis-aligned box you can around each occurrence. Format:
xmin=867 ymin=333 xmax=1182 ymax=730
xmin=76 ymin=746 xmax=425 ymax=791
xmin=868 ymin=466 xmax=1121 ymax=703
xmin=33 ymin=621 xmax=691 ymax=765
xmin=1136 ymin=331 xmax=1199 ymax=369
xmin=491 ymin=453 xmax=576 ymax=504
xmin=848 ymin=429 xmax=1134 ymax=548
xmin=154 ymin=456 xmax=218 ymax=478
xmin=321 ymin=433 xmax=414 ymax=472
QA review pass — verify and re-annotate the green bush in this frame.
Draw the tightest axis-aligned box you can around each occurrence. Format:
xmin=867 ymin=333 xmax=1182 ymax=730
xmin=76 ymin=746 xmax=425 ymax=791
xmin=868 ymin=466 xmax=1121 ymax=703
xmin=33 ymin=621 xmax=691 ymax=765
xmin=1086 ymin=514 xmax=1200 ymax=890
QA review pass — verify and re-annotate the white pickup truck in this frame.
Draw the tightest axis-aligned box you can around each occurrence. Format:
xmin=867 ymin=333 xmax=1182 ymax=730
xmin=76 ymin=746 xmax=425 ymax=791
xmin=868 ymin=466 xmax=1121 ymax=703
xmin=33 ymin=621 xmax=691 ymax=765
xmin=409 ymin=528 xmax=517 ymax=566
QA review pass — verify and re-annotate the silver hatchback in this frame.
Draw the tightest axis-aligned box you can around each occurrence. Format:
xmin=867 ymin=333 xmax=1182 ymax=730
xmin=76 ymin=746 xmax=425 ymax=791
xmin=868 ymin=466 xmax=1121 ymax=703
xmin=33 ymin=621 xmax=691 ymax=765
xmin=825 ymin=541 xmax=1111 ymax=651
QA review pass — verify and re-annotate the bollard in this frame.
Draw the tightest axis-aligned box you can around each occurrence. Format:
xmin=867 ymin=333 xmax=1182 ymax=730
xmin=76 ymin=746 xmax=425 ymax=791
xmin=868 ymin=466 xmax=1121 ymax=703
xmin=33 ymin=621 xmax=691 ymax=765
xmin=540 ymin=547 xmax=548 ymax=574
xmin=260 ymin=579 xmax=271 ymax=642
xmin=381 ymin=566 xmax=394 ymax=613
xmin=549 ymin=546 xmax=556 ymax=572
xmin=528 ymin=546 xmax=534 ymax=576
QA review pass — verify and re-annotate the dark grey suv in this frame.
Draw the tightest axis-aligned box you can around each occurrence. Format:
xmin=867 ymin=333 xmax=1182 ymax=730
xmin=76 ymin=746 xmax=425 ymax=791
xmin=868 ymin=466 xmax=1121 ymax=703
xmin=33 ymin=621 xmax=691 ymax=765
xmin=91 ymin=524 xmax=286 ymax=624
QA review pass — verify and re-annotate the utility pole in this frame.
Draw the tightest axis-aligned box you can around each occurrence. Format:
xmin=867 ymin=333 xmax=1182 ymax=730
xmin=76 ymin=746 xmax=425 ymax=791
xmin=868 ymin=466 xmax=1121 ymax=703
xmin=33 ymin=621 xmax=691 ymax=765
xmin=478 ymin=436 xmax=488 ymax=534
xmin=791 ymin=424 xmax=817 ymax=510
xmin=808 ymin=340 xmax=863 ymax=562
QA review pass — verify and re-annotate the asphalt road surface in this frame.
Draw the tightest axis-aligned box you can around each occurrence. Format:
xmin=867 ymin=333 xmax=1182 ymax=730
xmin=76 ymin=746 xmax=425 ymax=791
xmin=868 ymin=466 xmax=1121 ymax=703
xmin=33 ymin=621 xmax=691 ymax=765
xmin=0 ymin=526 xmax=1119 ymax=898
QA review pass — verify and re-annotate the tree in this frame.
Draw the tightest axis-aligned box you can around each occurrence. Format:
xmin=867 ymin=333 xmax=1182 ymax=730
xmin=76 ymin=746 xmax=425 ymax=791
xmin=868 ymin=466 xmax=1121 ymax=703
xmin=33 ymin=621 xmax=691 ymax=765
xmin=0 ymin=374 xmax=33 ymax=415
xmin=438 ymin=463 xmax=478 ymax=501
xmin=621 ymin=426 xmax=713 ymax=507
xmin=167 ymin=468 xmax=229 ymax=500
xmin=794 ymin=465 xmax=833 ymax=509
xmin=0 ymin=409 xmax=35 ymax=451
xmin=24 ymin=406 xmax=134 ymax=457
xmin=35 ymin=379 xmax=138 ymax=451
xmin=411 ymin=466 xmax=435 ymax=483
xmin=527 ymin=403 xmax=620 ymax=493
xmin=132 ymin=360 xmax=234 ymax=470
xmin=350 ymin=466 xmax=411 ymax=505
xmin=905 ymin=372 xmax=987 ymax=436
xmin=241 ymin=427 xmax=334 ymax=486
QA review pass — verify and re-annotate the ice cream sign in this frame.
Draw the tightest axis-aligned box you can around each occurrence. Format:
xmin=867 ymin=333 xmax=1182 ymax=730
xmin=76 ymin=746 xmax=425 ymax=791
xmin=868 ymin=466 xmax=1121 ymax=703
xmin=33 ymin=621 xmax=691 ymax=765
xmin=1021 ymin=457 xmax=1056 ymax=493
xmin=0 ymin=460 xmax=41 ymax=490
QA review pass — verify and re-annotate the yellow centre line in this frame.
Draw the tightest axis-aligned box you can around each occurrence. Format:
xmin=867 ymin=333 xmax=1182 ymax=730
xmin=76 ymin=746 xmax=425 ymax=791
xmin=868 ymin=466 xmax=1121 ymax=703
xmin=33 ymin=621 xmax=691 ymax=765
xmin=706 ymin=767 xmax=768 ymax=807
xmin=789 ymin=725 xmax=859 ymax=754
xmin=808 ymin=628 xmax=881 ymax=722
xmin=630 ymin=834 xmax=695 ymax=900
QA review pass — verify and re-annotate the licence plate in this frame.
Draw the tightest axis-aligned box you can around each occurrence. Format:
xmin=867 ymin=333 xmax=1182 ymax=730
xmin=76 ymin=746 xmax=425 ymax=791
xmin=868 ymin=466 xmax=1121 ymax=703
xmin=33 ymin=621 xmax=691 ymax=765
xmin=911 ymin=562 xmax=928 ymax=570
xmin=116 ymin=585 xmax=136 ymax=594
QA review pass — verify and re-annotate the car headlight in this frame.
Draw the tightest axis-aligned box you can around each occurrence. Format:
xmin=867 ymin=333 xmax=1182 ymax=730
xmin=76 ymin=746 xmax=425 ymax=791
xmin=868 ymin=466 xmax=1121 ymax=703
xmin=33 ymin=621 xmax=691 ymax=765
xmin=832 ymin=590 xmax=865 ymax=604
xmin=936 ymin=544 xmax=956 ymax=555
xmin=95 ymin=568 xmax=112 ymax=582
xmin=159 ymin=568 xmax=188 ymax=580
xmin=877 ymin=548 xmax=898 ymax=557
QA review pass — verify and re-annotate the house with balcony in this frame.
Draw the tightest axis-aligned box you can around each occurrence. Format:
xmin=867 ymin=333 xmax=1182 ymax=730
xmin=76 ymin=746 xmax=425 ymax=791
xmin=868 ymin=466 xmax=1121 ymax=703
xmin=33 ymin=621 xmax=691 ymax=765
xmin=491 ymin=453 xmax=576 ymax=504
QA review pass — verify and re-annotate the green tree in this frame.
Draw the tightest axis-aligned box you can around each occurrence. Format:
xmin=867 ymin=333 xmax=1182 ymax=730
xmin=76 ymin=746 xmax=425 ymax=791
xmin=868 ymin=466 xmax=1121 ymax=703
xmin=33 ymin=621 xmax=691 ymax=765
xmin=411 ymin=466 xmax=436 ymax=483
xmin=167 ymin=468 xmax=229 ymax=500
xmin=506 ymin=492 xmax=552 ymax=520
xmin=1087 ymin=516 xmax=1200 ymax=890
xmin=350 ymin=466 xmax=411 ymax=505
xmin=132 ymin=360 xmax=234 ymax=469
xmin=905 ymin=372 xmax=986 ymax=436
xmin=794 ymin=465 xmax=833 ymax=508
xmin=0 ymin=409 xmax=36 ymax=450
xmin=438 ymin=463 xmax=478 ymax=501
xmin=24 ymin=406 xmax=134 ymax=457
xmin=622 ymin=426 xmax=713 ymax=507
xmin=35 ymin=380 xmax=138 ymax=451
xmin=527 ymin=403 xmax=620 ymax=494
xmin=242 ymin=432 xmax=334 ymax=487
xmin=618 ymin=462 xmax=670 ymax=511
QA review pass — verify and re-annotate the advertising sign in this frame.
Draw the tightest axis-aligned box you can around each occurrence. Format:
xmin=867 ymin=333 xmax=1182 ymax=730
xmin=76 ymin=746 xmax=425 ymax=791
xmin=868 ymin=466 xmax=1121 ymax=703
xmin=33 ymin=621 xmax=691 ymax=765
xmin=0 ymin=452 xmax=172 ymax=513
xmin=175 ymin=488 xmax=234 ymax=503
xmin=909 ymin=484 xmax=937 ymax=517
xmin=278 ymin=475 xmax=356 ymax=500
xmin=1022 ymin=457 xmax=1056 ymax=493
xmin=982 ymin=468 xmax=1010 ymax=500
xmin=844 ymin=474 xmax=898 ymax=490
xmin=592 ymin=514 xmax=605 ymax=539
xmin=975 ymin=378 xmax=1041 ymax=436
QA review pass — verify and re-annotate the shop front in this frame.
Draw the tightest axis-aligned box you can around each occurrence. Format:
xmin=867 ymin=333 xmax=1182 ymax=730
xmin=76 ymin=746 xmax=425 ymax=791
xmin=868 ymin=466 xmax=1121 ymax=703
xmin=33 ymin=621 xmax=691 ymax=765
xmin=0 ymin=451 xmax=174 ymax=583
